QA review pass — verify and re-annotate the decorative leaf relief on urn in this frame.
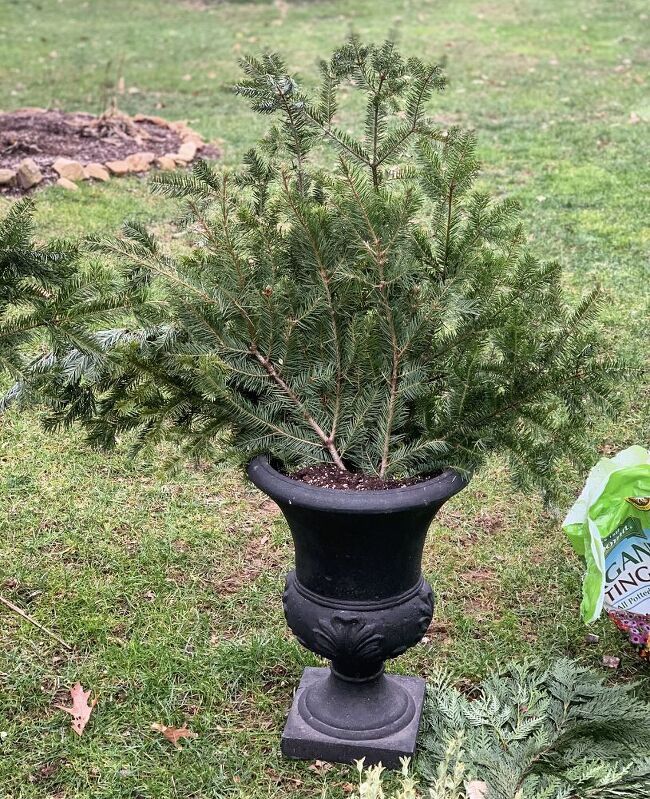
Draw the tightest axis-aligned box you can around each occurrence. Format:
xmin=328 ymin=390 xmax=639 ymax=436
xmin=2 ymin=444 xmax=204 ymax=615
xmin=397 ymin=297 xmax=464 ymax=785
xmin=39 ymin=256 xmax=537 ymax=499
xmin=312 ymin=614 xmax=385 ymax=662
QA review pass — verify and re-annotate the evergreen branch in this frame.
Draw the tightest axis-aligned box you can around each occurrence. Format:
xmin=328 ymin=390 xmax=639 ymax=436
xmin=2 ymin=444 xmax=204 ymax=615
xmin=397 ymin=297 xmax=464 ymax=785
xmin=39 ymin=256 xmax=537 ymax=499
xmin=375 ymin=64 xmax=444 ymax=169
xmin=337 ymin=159 xmax=401 ymax=476
xmin=248 ymin=343 xmax=346 ymax=469
xmin=302 ymin=105 xmax=372 ymax=167
xmin=280 ymin=171 xmax=344 ymax=444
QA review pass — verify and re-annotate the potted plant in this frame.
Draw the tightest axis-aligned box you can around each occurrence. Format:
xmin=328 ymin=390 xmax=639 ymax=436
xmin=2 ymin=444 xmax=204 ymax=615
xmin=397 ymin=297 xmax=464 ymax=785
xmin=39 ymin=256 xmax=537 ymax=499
xmin=1 ymin=39 xmax=620 ymax=766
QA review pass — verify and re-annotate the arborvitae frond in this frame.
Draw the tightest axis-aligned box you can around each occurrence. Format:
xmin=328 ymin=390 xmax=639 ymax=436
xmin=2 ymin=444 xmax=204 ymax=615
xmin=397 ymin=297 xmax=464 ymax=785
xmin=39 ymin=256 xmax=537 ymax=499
xmin=0 ymin=37 xmax=628 ymax=490
xmin=419 ymin=660 xmax=650 ymax=799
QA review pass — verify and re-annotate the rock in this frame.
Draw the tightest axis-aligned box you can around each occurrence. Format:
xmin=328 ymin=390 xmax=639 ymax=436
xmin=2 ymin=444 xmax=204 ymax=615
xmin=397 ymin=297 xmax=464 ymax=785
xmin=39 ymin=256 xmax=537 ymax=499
xmin=125 ymin=151 xmax=156 ymax=172
xmin=175 ymin=141 xmax=197 ymax=162
xmin=56 ymin=177 xmax=78 ymax=191
xmin=133 ymin=113 xmax=169 ymax=126
xmin=181 ymin=131 xmax=204 ymax=149
xmin=602 ymin=655 xmax=620 ymax=669
xmin=105 ymin=159 xmax=130 ymax=175
xmin=15 ymin=158 xmax=43 ymax=190
xmin=0 ymin=168 xmax=16 ymax=185
xmin=466 ymin=782 xmax=488 ymax=799
xmin=53 ymin=157 xmax=86 ymax=182
xmin=154 ymin=156 xmax=177 ymax=171
xmin=84 ymin=162 xmax=110 ymax=181
xmin=585 ymin=633 xmax=600 ymax=645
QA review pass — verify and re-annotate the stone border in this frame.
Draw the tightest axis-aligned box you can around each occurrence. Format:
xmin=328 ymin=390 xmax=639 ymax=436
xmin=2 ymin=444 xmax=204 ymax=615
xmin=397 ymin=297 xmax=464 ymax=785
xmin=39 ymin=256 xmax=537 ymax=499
xmin=0 ymin=111 xmax=214 ymax=192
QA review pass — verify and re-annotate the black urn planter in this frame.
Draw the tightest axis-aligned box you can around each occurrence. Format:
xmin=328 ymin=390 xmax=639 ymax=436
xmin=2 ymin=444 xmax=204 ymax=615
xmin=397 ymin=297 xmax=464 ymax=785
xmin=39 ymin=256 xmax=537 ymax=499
xmin=247 ymin=456 xmax=466 ymax=767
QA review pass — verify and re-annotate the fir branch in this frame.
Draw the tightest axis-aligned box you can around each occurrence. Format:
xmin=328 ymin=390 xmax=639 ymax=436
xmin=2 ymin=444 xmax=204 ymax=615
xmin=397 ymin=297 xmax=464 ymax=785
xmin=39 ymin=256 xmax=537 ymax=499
xmin=0 ymin=37 xmax=628 ymax=489
xmin=248 ymin=343 xmax=345 ymax=469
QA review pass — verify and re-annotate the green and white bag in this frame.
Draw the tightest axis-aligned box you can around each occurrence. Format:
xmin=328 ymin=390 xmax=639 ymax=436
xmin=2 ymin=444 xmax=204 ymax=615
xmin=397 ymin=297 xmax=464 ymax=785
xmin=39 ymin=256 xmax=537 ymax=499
xmin=563 ymin=445 xmax=650 ymax=624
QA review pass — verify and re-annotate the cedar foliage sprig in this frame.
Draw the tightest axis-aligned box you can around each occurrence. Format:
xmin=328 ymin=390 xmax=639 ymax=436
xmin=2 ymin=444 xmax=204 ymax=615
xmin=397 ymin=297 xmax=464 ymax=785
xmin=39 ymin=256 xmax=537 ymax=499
xmin=418 ymin=659 xmax=650 ymax=798
xmin=0 ymin=38 xmax=625 ymax=489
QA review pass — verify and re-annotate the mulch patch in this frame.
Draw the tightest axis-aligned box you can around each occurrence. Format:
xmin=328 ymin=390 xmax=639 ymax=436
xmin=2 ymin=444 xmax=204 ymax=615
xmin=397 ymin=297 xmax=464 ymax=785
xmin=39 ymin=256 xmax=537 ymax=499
xmin=288 ymin=463 xmax=435 ymax=490
xmin=0 ymin=108 xmax=220 ymax=195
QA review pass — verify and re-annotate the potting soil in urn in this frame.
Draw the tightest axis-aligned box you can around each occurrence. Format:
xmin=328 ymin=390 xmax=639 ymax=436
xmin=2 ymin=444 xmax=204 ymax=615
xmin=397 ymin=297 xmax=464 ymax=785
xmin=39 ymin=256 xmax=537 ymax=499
xmin=563 ymin=445 xmax=650 ymax=658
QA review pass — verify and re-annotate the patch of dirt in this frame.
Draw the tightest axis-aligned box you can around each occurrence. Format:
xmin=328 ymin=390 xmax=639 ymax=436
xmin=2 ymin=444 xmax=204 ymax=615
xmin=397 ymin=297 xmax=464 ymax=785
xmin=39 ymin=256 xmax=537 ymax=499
xmin=288 ymin=463 xmax=437 ymax=490
xmin=424 ymin=619 xmax=453 ymax=645
xmin=476 ymin=509 xmax=505 ymax=533
xmin=458 ymin=568 xmax=500 ymax=620
xmin=434 ymin=507 xmax=466 ymax=531
xmin=31 ymin=759 xmax=65 ymax=785
xmin=0 ymin=108 xmax=220 ymax=195
xmin=257 ymin=498 xmax=281 ymax=517
xmin=459 ymin=568 xmax=497 ymax=584
xmin=454 ymin=677 xmax=482 ymax=699
xmin=218 ymin=534 xmax=284 ymax=595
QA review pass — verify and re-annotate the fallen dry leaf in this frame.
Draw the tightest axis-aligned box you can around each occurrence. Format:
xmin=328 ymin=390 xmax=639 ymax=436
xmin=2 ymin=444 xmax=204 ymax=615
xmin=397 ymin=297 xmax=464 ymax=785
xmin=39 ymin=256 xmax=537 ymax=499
xmin=151 ymin=722 xmax=198 ymax=750
xmin=55 ymin=682 xmax=97 ymax=735
xmin=34 ymin=761 xmax=60 ymax=782
xmin=308 ymin=760 xmax=334 ymax=774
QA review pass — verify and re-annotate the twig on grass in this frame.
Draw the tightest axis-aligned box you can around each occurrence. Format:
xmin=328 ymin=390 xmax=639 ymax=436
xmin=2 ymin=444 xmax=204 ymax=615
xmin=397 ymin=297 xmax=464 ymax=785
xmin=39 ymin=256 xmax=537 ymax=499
xmin=0 ymin=594 xmax=72 ymax=651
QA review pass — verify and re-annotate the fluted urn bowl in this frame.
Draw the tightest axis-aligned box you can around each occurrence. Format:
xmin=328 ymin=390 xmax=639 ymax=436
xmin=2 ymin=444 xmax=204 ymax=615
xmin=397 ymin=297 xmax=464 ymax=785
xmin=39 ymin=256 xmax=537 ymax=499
xmin=247 ymin=456 xmax=467 ymax=767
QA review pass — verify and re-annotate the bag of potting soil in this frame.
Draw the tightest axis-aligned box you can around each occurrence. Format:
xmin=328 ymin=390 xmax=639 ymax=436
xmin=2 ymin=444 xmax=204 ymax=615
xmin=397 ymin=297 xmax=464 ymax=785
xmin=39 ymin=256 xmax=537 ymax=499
xmin=563 ymin=447 xmax=650 ymax=648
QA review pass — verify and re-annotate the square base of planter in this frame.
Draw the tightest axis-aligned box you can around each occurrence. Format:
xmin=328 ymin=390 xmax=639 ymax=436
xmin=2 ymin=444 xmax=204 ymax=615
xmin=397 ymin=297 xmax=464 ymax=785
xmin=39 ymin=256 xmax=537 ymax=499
xmin=281 ymin=667 xmax=426 ymax=768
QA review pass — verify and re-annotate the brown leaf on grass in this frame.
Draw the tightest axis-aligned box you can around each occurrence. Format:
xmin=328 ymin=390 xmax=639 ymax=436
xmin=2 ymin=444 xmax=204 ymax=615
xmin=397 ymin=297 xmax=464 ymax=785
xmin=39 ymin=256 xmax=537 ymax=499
xmin=308 ymin=760 xmax=333 ymax=774
xmin=33 ymin=761 xmax=61 ymax=783
xmin=55 ymin=683 xmax=97 ymax=735
xmin=426 ymin=620 xmax=449 ymax=636
xmin=151 ymin=722 xmax=198 ymax=750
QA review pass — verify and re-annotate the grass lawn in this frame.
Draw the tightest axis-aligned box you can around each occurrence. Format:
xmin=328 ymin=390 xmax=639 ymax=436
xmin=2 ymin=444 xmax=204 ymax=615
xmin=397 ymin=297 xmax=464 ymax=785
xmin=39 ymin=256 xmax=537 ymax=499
xmin=1 ymin=0 xmax=649 ymax=796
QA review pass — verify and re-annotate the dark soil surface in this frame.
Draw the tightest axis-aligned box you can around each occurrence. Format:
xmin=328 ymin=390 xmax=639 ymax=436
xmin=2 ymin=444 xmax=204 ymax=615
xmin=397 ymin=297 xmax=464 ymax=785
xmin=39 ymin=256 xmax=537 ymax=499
xmin=0 ymin=109 xmax=219 ymax=195
xmin=288 ymin=463 xmax=435 ymax=490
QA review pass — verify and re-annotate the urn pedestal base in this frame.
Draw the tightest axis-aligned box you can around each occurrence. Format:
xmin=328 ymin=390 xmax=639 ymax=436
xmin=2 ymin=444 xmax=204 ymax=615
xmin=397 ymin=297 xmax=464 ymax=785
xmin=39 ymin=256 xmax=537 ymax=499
xmin=281 ymin=667 xmax=426 ymax=768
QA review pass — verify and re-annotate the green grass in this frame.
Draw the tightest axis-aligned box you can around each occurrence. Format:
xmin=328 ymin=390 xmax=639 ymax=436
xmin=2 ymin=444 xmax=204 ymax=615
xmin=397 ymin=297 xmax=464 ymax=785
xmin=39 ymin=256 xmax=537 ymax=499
xmin=1 ymin=0 xmax=649 ymax=796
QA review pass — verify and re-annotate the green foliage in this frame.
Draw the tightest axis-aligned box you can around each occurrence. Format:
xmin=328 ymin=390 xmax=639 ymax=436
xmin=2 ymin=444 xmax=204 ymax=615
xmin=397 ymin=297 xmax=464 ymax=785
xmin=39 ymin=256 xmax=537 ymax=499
xmin=0 ymin=38 xmax=625 ymax=487
xmin=0 ymin=198 xmax=79 ymax=380
xmin=343 ymin=741 xmax=469 ymax=799
xmin=418 ymin=659 xmax=650 ymax=798
xmin=350 ymin=758 xmax=418 ymax=799
xmin=349 ymin=757 xmax=423 ymax=799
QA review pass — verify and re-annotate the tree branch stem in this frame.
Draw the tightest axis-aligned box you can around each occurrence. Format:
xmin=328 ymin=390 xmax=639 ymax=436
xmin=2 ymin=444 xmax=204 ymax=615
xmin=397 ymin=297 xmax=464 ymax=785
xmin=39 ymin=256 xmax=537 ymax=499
xmin=1 ymin=594 xmax=72 ymax=650
xmin=249 ymin=346 xmax=347 ymax=470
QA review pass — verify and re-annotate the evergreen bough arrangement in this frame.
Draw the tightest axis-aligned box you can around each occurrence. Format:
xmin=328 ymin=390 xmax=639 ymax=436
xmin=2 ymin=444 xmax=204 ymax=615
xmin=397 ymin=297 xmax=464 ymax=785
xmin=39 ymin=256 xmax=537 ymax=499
xmin=0 ymin=38 xmax=621 ymax=490
xmin=418 ymin=659 xmax=650 ymax=798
